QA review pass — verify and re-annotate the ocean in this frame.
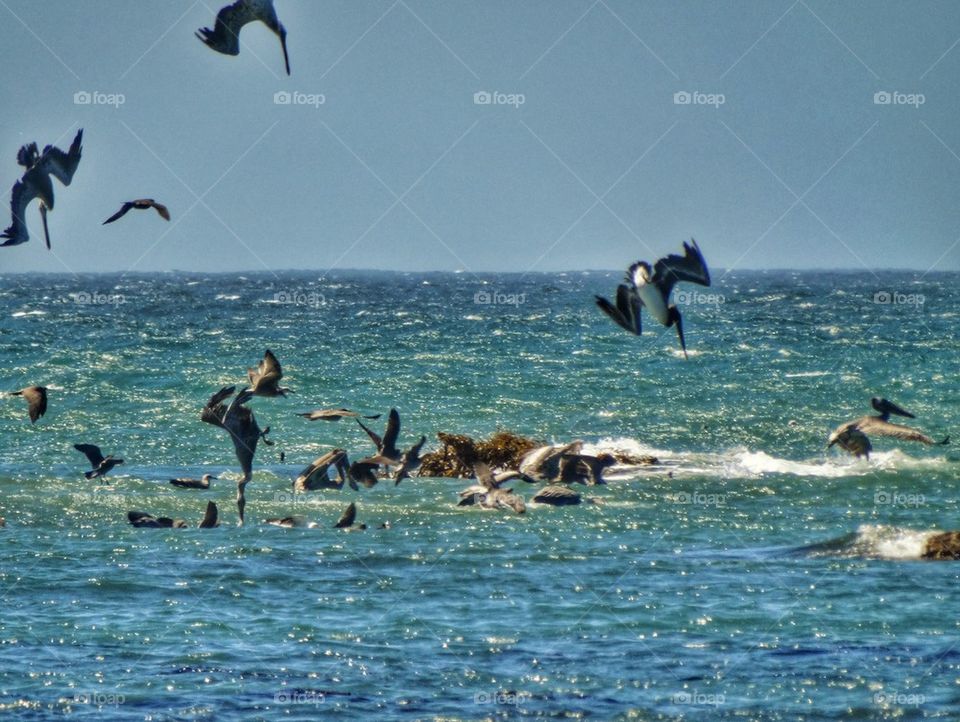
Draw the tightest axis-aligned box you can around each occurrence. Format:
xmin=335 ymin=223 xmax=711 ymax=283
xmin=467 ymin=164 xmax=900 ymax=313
xmin=0 ymin=269 xmax=958 ymax=720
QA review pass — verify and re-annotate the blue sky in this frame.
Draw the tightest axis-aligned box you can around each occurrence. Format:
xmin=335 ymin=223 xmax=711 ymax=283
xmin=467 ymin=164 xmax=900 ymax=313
xmin=1 ymin=0 xmax=959 ymax=273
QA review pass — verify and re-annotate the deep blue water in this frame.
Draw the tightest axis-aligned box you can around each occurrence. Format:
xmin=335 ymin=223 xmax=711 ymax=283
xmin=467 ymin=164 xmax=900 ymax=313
xmin=0 ymin=270 xmax=958 ymax=720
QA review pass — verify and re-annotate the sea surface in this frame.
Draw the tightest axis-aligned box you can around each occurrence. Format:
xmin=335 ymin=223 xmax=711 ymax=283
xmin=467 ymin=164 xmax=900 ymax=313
xmin=0 ymin=269 xmax=958 ymax=721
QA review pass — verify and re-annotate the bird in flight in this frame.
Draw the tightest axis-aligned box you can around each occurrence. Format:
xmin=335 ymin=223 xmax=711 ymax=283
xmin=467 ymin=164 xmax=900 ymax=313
xmin=103 ymin=199 xmax=170 ymax=225
xmin=197 ymin=0 xmax=291 ymax=75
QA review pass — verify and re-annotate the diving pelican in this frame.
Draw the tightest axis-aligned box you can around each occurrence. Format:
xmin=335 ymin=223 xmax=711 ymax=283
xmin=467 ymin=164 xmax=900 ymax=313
xmin=103 ymin=199 xmax=170 ymax=224
xmin=128 ymin=501 xmax=218 ymax=528
xmin=2 ymin=129 xmax=83 ymax=249
xmin=197 ymin=0 xmax=291 ymax=75
xmin=596 ymin=239 xmax=711 ymax=358
xmin=828 ymin=397 xmax=949 ymax=459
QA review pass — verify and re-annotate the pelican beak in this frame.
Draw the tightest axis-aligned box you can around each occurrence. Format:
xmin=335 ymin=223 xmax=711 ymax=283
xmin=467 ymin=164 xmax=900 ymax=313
xmin=40 ymin=204 xmax=51 ymax=250
xmin=279 ymin=28 xmax=290 ymax=76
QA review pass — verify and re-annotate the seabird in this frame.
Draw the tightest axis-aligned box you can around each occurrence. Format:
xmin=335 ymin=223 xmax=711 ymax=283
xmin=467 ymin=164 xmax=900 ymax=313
xmin=596 ymin=239 xmax=711 ymax=359
xmin=248 ymin=349 xmax=291 ymax=397
xmin=297 ymin=408 xmax=381 ymax=422
xmin=196 ymin=0 xmax=291 ymax=75
xmin=558 ymin=453 xmax=616 ymax=485
xmin=1 ymin=129 xmax=83 ymax=249
xmin=74 ymin=443 xmax=124 ymax=479
xmin=201 ymin=385 xmax=272 ymax=525
xmin=457 ymin=462 xmax=526 ymax=514
xmin=518 ymin=442 xmax=583 ymax=482
xmin=531 ymin=485 xmax=583 ymax=506
xmin=828 ymin=397 xmax=949 ymax=459
xmin=357 ymin=408 xmax=403 ymax=466
xmin=335 ymin=501 xmax=366 ymax=530
xmin=169 ymin=473 xmax=217 ymax=490
xmin=347 ymin=459 xmax=379 ymax=489
xmin=102 ymin=199 xmax=170 ymax=224
xmin=128 ymin=501 xmax=218 ymax=528
xmin=293 ymin=449 xmax=350 ymax=492
xmin=394 ymin=435 xmax=427 ymax=484
xmin=265 ymin=515 xmax=316 ymax=528
xmin=10 ymin=385 xmax=47 ymax=423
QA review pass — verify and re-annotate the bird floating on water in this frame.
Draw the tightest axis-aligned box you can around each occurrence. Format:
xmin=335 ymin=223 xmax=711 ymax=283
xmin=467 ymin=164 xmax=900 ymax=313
xmin=102 ymin=199 xmax=170 ymax=225
xmin=248 ymin=349 xmax=291 ymax=397
xmin=596 ymin=239 xmax=711 ymax=359
xmin=74 ymin=443 xmax=124 ymax=479
xmin=10 ymin=386 xmax=47 ymax=423
xmin=128 ymin=501 xmax=218 ymax=528
xmin=169 ymin=473 xmax=217 ymax=489
xmin=2 ymin=129 xmax=83 ymax=249
xmin=828 ymin=397 xmax=949 ymax=459
xmin=197 ymin=0 xmax=291 ymax=75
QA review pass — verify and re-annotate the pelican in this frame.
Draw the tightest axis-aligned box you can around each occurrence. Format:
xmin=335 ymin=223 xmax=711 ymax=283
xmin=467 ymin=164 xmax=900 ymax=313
xmin=518 ymin=442 xmax=583 ymax=482
xmin=348 ymin=459 xmax=379 ymax=489
xmin=74 ymin=443 xmax=124 ymax=479
xmin=558 ymin=453 xmax=616 ymax=485
xmin=357 ymin=408 xmax=403 ymax=466
xmin=828 ymin=397 xmax=949 ymax=459
xmin=169 ymin=473 xmax=217 ymax=489
xmin=201 ymin=385 xmax=273 ymax=525
xmin=248 ymin=349 xmax=291 ymax=397
xmin=297 ymin=408 xmax=381 ymax=422
xmin=335 ymin=501 xmax=366 ymax=530
xmin=531 ymin=485 xmax=583 ymax=506
xmin=10 ymin=385 xmax=47 ymax=423
xmin=293 ymin=449 xmax=350 ymax=492
xmin=102 ymin=199 xmax=170 ymax=224
xmin=197 ymin=0 xmax=291 ymax=75
xmin=2 ymin=129 xmax=83 ymax=249
xmin=265 ymin=515 xmax=316 ymax=528
xmin=394 ymin=435 xmax=426 ymax=484
xmin=596 ymin=239 xmax=711 ymax=358
xmin=128 ymin=501 xmax=218 ymax=528
xmin=457 ymin=462 xmax=526 ymax=514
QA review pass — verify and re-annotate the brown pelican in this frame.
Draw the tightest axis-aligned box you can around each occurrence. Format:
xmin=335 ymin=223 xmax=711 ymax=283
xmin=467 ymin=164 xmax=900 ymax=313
xmin=128 ymin=501 xmax=218 ymax=528
xmin=596 ymin=239 xmax=711 ymax=359
xmin=348 ymin=459 xmax=379 ymax=489
xmin=828 ymin=397 xmax=949 ymax=459
xmin=458 ymin=462 xmax=526 ymax=514
xmin=531 ymin=485 xmax=584 ymax=506
xmin=248 ymin=349 xmax=291 ymax=397
xmin=394 ymin=436 xmax=427 ymax=484
xmin=103 ymin=199 xmax=170 ymax=224
xmin=357 ymin=408 xmax=403 ymax=466
xmin=169 ymin=473 xmax=217 ymax=489
xmin=518 ymin=442 xmax=583 ymax=482
xmin=196 ymin=0 xmax=291 ymax=75
xmin=201 ymin=385 xmax=273 ymax=525
xmin=293 ymin=449 xmax=350 ymax=492
xmin=558 ymin=453 xmax=616 ymax=485
xmin=265 ymin=515 xmax=315 ymax=528
xmin=2 ymin=129 xmax=83 ymax=249
xmin=10 ymin=385 xmax=47 ymax=423
xmin=74 ymin=443 xmax=124 ymax=479
xmin=297 ymin=408 xmax=381 ymax=422
xmin=335 ymin=501 xmax=367 ymax=530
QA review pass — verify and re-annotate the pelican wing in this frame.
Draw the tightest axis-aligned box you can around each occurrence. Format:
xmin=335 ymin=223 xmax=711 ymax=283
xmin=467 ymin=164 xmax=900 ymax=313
xmin=102 ymin=202 xmax=134 ymax=225
xmin=199 ymin=501 xmax=219 ymax=528
xmin=595 ymin=283 xmax=642 ymax=335
xmin=357 ymin=419 xmax=383 ymax=449
xmin=250 ymin=349 xmax=283 ymax=391
xmin=1 ymin=176 xmax=47 ymax=246
xmin=222 ymin=388 xmax=262 ymax=477
xmin=859 ymin=417 xmax=941 ymax=445
xmin=652 ymin=239 xmax=711 ymax=298
xmin=74 ymin=443 xmax=105 ymax=468
xmin=473 ymin=461 xmax=499 ymax=490
xmin=201 ymin=385 xmax=237 ymax=428
xmin=150 ymin=202 xmax=171 ymax=221
xmin=14 ymin=386 xmax=47 ymax=423
xmin=380 ymin=408 xmax=401 ymax=457
xmin=42 ymin=129 xmax=83 ymax=186
xmin=871 ymin=397 xmax=915 ymax=420
xmin=196 ymin=0 xmax=259 ymax=56
xmin=335 ymin=501 xmax=357 ymax=529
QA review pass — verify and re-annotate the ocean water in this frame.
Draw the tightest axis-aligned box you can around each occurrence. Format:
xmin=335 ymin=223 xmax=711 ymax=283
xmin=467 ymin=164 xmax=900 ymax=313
xmin=0 ymin=269 xmax=958 ymax=721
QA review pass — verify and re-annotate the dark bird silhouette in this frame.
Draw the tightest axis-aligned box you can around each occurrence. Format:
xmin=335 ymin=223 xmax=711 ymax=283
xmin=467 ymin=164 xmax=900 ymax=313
xmin=74 ymin=443 xmax=123 ymax=479
xmin=2 ymin=129 xmax=83 ymax=249
xmin=293 ymin=449 xmax=350 ymax=491
xmin=169 ymin=473 xmax=217 ymax=489
xmin=829 ymin=397 xmax=949 ymax=459
xmin=128 ymin=501 xmax=218 ymax=528
xmin=357 ymin=408 xmax=402 ymax=466
xmin=297 ymin=408 xmax=381 ymax=422
xmin=196 ymin=0 xmax=291 ymax=75
xmin=335 ymin=501 xmax=366 ymax=530
xmin=596 ymin=239 xmax=711 ymax=358
xmin=248 ymin=349 xmax=291 ymax=397
xmin=394 ymin=435 xmax=426 ymax=484
xmin=10 ymin=385 xmax=47 ymax=423
xmin=457 ymin=462 xmax=526 ymax=514
xmin=102 ymin=199 xmax=170 ymax=224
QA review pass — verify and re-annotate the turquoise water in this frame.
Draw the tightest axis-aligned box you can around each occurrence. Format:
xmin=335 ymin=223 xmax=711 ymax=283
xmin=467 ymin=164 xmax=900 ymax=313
xmin=1 ymin=270 xmax=958 ymax=720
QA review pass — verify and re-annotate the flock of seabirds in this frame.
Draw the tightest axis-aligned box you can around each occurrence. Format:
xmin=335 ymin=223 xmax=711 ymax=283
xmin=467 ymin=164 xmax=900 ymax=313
xmin=1 ymin=0 xmax=952 ymax=535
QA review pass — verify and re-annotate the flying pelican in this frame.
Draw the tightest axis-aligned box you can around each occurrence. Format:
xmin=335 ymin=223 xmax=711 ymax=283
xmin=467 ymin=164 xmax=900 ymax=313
xmin=196 ymin=0 xmax=291 ymax=75
xmin=293 ymin=449 xmax=350 ymax=492
xmin=248 ymin=349 xmax=291 ymax=397
xmin=1 ymin=129 xmax=83 ymax=249
xmin=102 ymin=199 xmax=170 ymax=224
xmin=518 ymin=442 xmax=583 ymax=482
xmin=297 ymin=408 xmax=381 ymax=422
xmin=74 ymin=443 xmax=124 ymax=479
xmin=457 ymin=462 xmax=526 ymax=514
xmin=596 ymin=239 xmax=711 ymax=359
xmin=128 ymin=501 xmax=218 ymax=528
xmin=10 ymin=385 xmax=47 ymax=423
xmin=357 ymin=408 xmax=403 ymax=466
xmin=828 ymin=397 xmax=949 ymax=459
xmin=394 ymin=435 xmax=427 ymax=484
xmin=201 ymin=385 xmax=273 ymax=525
xmin=169 ymin=473 xmax=217 ymax=489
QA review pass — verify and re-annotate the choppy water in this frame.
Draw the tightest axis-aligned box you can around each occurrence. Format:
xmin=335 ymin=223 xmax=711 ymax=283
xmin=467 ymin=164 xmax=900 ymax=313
xmin=1 ymin=270 xmax=958 ymax=720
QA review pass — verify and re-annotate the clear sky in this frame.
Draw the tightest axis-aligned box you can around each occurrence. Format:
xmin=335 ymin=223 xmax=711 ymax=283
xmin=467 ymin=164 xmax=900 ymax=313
xmin=1 ymin=0 xmax=958 ymax=274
